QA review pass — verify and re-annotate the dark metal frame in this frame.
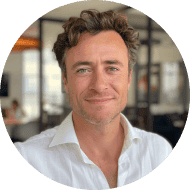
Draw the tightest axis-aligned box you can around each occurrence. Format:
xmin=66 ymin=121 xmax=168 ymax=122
xmin=134 ymin=18 xmax=164 ymax=131
xmin=38 ymin=18 xmax=66 ymax=132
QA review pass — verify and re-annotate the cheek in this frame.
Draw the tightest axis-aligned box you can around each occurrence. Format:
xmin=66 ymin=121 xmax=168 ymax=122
xmin=68 ymin=77 xmax=89 ymax=98
xmin=112 ymin=75 xmax=129 ymax=93
xmin=117 ymin=79 xmax=129 ymax=104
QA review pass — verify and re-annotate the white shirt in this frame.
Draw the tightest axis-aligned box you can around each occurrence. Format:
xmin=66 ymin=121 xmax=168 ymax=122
xmin=14 ymin=112 xmax=172 ymax=189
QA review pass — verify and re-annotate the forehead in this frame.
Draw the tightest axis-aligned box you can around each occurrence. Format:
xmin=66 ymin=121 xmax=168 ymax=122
xmin=65 ymin=31 xmax=128 ymax=66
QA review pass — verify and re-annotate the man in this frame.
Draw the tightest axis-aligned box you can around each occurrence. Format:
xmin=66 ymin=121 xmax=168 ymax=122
xmin=15 ymin=10 xmax=172 ymax=189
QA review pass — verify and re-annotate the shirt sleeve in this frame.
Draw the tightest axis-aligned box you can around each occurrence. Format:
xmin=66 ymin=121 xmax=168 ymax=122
xmin=14 ymin=142 xmax=27 ymax=159
xmin=151 ymin=133 xmax=173 ymax=169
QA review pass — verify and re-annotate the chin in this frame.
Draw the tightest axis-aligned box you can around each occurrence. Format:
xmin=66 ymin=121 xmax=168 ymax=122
xmin=80 ymin=109 xmax=120 ymax=126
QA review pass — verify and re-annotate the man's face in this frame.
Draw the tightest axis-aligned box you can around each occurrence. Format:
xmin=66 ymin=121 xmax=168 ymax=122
xmin=63 ymin=31 xmax=132 ymax=125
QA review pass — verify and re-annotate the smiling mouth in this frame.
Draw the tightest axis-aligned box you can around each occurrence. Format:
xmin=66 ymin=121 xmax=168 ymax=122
xmin=85 ymin=98 xmax=113 ymax=104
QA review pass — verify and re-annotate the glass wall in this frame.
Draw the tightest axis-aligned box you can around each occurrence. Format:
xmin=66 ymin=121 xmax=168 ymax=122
xmin=22 ymin=48 xmax=64 ymax=120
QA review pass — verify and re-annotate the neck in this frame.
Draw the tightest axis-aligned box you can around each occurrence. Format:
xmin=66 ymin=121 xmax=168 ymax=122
xmin=72 ymin=111 xmax=124 ymax=156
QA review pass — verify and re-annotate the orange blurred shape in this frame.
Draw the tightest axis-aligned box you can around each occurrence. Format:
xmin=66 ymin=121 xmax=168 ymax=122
xmin=11 ymin=37 xmax=39 ymax=52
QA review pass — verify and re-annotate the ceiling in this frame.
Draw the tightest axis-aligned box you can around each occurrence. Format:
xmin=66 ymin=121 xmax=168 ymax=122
xmin=22 ymin=1 xmax=174 ymax=49
xmin=43 ymin=1 xmax=126 ymax=20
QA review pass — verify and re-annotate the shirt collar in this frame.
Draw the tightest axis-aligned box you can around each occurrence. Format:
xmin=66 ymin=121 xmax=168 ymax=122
xmin=120 ymin=113 xmax=142 ymax=154
xmin=49 ymin=112 xmax=79 ymax=147
xmin=49 ymin=112 xmax=142 ymax=153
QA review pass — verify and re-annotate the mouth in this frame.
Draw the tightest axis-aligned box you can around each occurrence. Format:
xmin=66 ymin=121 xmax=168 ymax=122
xmin=85 ymin=98 xmax=113 ymax=104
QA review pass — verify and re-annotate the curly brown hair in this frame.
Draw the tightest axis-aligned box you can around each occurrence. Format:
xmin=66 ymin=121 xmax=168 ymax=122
xmin=53 ymin=9 xmax=140 ymax=79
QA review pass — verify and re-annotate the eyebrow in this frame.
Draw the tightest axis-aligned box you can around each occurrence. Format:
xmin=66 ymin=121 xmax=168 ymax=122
xmin=104 ymin=60 xmax=124 ymax=67
xmin=71 ymin=60 xmax=124 ymax=70
xmin=71 ymin=61 xmax=93 ymax=70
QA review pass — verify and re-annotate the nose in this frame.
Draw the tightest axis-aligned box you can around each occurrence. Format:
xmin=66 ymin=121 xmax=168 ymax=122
xmin=89 ymin=69 xmax=108 ymax=92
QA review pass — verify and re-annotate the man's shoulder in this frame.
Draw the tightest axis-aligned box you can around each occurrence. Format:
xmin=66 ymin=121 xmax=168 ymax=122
xmin=133 ymin=126 xmax=172 ymax=148
xmin=14 ymin=126 xmax=59 ymax=155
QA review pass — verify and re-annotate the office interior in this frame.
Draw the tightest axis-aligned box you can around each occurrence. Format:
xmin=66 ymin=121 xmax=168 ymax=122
xmin=0 ymin=2 xmax=189 ymax=148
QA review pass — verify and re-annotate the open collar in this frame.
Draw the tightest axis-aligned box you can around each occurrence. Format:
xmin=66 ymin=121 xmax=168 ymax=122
xmin=120 ymin=113 xmax=142 ymax=154
xmin=49 ymin=112 xmax=79 ymax=147
xmin=49 ymin=112 xmax=142 ymax=159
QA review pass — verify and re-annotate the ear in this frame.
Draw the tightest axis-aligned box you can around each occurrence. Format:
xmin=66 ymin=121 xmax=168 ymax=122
xmin=128 ymin=70 xmax=133 ymax=90
xmin=62 ymin=73 xmax=69 ymax=93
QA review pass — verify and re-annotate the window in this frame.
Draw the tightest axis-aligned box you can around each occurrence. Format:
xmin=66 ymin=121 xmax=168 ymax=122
xmin=22 ymin=48 xmax=63 ymax=119
xmin=162 ymin=62 xmax=180 ymax=104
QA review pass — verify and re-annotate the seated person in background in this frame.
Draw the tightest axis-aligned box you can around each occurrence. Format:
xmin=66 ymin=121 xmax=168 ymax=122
xmin=5 ymin=99 xmax=26 ymax=125
xmin=14 ymin=10 xmax=172 ymax=189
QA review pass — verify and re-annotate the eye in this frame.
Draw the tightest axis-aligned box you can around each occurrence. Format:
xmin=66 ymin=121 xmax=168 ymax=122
xmin=108 ymin=67 xmax=119 ymax=72
xmin=76 ymin=68 xmax=88 ymax=73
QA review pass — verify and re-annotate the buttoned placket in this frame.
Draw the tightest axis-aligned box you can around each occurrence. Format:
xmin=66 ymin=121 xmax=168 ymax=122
xmin=117 ymin=151 xmax=130 ymax=187
xmin=89 ymin=163 xmax=110 ymax=190
xmin=80 ymin=149 xmax=110 ymax=189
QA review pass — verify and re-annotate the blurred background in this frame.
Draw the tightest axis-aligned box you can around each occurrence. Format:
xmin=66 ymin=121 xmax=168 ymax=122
xmin=0 ymin=1 xmax=189 ymax=148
